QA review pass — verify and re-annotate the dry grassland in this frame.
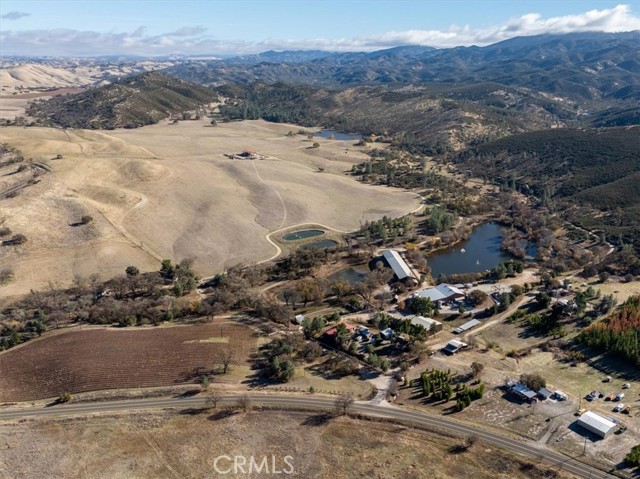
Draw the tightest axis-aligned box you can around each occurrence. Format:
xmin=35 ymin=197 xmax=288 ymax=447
xmin=0 ymin=120 xmax=420 ymax=297
xmin=0 ymin=411 xmax=578 ymax=479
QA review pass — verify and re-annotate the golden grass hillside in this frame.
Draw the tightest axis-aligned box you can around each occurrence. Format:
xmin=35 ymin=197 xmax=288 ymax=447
xmin=0 ymin=120 xmax=420 ymax=297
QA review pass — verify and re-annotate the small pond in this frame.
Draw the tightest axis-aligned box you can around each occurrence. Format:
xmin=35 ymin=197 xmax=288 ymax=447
xmin=327 ymin=266 xmax=368 ymax=285
xmin=314 ymin=129 xmax=362 ymax=141
xmin=282 ymin=229 xmax=324 ymax=241
xmin=427 ymin=222 xmax=535 ymax=278
xmin=303 ymin=239 xmax=339 ymax=249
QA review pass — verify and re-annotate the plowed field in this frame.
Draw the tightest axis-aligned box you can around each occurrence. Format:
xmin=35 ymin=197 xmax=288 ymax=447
xmin=0 ymin=321 xmax=256 ymax=402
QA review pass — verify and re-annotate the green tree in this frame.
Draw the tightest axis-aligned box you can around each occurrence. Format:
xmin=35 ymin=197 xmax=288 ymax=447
xmin=125 ymin=265 xmax=140 ymax=277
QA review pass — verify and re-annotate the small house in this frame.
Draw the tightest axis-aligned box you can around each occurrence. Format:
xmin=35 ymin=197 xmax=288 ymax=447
xmin=409 ymin=315 xmax=443 ymax=333
xmin=324 ymin=323 xmax=357 ymax=336
xmin=294 ymin=314 xmax=305 ymax=325
xmin=380 ymin=328 xmax=394 ymax=340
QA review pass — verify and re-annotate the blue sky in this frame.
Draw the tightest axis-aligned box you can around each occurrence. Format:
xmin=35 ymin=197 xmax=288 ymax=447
xmin=1 ymin=1 xmax=639 ymax=56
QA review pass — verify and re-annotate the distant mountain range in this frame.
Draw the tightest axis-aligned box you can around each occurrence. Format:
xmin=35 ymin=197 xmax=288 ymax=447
xmin=167 ymin=32 xmax=640 ymax=101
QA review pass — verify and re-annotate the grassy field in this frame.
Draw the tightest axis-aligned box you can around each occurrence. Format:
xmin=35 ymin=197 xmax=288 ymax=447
xmin=0 ymin=410 xmax=578 ymax=479
xmin=0 ymin=320 xmax=257 ymax=402
xmin=0 ymin=119 xmax=420 ymax=297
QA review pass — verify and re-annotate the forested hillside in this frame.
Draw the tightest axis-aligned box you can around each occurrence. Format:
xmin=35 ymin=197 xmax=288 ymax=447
xmin=217 ymin=82 xmax=572 ymax=153
xmin=455 ymin=127 xmax=640 ymax=252
xmin=579 ymin=295 xmax=640 ymax=367
xmin=28 ymin=72 xmax=217 ymax=129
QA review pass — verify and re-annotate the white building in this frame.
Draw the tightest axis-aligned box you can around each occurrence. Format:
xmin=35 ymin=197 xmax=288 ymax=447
xmin=576 ymin=411 xmax=616 ymax=438
xmin=382 ymin=249 xmax=417 ymax=282
xmin=413 ymin=284 xmax=465 ymax=303
xmin=409 ymin=315 xmax=443 ymax=333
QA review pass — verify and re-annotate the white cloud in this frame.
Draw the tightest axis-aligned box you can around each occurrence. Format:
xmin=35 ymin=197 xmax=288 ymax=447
xmin=0 ymin=4 xmax=638 ymax=56
xmin=1 ymin=11 xmax=30 ymax=20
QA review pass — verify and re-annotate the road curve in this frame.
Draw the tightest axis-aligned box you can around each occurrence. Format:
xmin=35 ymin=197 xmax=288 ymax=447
xmin=0 ymin=394 xmax=613 ymax=478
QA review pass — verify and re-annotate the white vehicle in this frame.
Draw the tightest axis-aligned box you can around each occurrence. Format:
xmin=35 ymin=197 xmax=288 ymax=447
xmin=622 ymin=383 xmax=631 ymax=389
xmin=613 ymin=403 xmax=625 ymax=412
xmin=615 ymin=393 xmax=625 ymax=401
xmin=604 ymin=376 xmax=612 ymax=382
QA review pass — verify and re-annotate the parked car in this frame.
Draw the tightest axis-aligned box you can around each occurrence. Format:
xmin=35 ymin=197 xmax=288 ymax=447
xmin=604 ymin=376 xmax=612 ymax=382
xmin=575 ymin=408 xmax=587 ymax=416
xmin=622 ymin=383 xmax=631 ymax=389
xmin=613 ymin=403 xmax=625 ymax=412
xmin=615 ymin=425 xmax=627 ymax=435
xmin=605 ymin=393 xmax=616 ymax=401
xmin=615 ymin=393 xmax=625 ymax=401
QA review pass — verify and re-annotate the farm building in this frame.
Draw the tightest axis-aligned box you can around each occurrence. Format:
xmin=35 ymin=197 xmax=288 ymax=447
xmin=442 ymin=340 xmax=467 ymax=354
xmin=537 ymin=388 xmax=553 ymax=400
xmin=576 ymin=411 xmax=617 ymax=438
xmin=414 ymin=284 xmax=465 ymax=303
xmin=511 ymin=383 xmax=537 ymax=402
xmin=452 ymin=319 xmax=480 ymax=334
xmin=409 ymin=315 xmax=443 ymax=333
xmin=382 ymin=250 xmax=417 ymax=283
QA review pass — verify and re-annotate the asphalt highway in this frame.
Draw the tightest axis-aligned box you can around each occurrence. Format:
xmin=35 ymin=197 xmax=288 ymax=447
xmin=0 ymin=394 xmax=614 ymax=478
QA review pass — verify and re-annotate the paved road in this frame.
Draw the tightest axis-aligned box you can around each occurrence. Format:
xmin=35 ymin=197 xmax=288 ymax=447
xmin=0 ymin=394 xmax=614 ymax=478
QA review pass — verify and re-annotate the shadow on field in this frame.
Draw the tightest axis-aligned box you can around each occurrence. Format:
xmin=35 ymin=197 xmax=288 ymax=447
xmin=208 ymin=409 xmax=238 ymax=421
xmin=301 ymin=413 xmax=333 ymax=426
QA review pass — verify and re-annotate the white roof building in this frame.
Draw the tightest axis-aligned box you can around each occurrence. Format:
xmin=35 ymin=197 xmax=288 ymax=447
xmin=414 ymin=284 xmax=465 ymax=302
xmin=409 ymin=315 xmax=442 ymax=332
xmin=452 ymin=319 xmax=481 ymax=334
xmin=383 ymin=250 xmax=416 ymax=281
xmin=576 ymin=411 xmax=616 ymax=438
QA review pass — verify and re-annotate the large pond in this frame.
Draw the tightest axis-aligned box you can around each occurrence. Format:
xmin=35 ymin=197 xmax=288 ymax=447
xmin=314 ymin=129 xmax=362 ymax=141
xmin=282 ymin=229 xmax=324 ymax=241
xmin=427 ymin=222 xmax=533 ymax=278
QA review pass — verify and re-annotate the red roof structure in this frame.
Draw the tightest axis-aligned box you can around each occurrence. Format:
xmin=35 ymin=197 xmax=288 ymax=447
xmin=324 ymin=323 xmax=357 ymax=336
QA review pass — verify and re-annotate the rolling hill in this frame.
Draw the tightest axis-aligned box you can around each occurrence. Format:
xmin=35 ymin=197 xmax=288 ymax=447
xmin=28 ymin=72 xmax=218 ymax=129
xmin=216 ymin=81 xmax=574 ymax=152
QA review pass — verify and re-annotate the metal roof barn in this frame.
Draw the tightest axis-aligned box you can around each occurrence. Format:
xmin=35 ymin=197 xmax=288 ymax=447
xmin=576 ymin=411 xmax=616 ymax=438
xmin=452 ymin=319 xmax=480 ymax=334
xmin=383 ymin=250 xmax=415 ymax=281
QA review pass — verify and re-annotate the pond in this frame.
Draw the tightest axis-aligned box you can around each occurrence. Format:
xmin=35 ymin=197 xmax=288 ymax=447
xmin=314 ymin=129 xmax=362 ymax=141
xmin=303 ymin=239 xmax=339 ymax=249
xmin=327 ymin=266 xmax=368 ymax=285
xmin=427 ymin=222 xmax=534 ymax=278
xmin=282 ymin=229 xmax=324 ymax=241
